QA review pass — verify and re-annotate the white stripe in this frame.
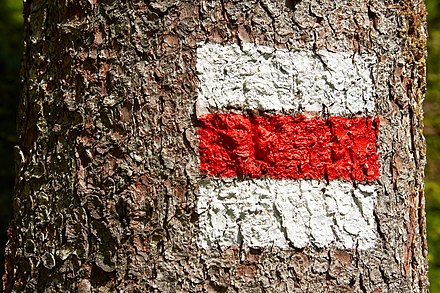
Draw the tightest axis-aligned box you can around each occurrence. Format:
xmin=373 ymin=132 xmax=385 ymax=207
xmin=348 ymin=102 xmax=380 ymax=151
xmin=196 ymin=43 xmax=376 ymax=117
xmin=197 ymin=179 xmax=377 ymax=250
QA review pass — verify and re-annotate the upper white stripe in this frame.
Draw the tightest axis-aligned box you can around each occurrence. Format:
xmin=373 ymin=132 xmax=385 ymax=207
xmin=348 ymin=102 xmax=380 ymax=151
xmin=196 ymin=43 xmax=376 ymax=117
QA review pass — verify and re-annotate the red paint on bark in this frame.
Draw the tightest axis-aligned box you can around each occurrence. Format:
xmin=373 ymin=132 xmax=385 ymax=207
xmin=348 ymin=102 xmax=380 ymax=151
xmin=198 ymin=114 xmax=380 ymax=181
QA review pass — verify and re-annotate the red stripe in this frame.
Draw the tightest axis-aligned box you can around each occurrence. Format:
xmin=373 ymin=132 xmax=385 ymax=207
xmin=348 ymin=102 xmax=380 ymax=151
xmin=198 ymin=114 xmax=380 ymax=182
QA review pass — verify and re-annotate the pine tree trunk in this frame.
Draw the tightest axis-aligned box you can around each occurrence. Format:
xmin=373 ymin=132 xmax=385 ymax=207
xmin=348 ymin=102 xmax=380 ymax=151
xmin=3 ymin=0 xmax=428 ymax=291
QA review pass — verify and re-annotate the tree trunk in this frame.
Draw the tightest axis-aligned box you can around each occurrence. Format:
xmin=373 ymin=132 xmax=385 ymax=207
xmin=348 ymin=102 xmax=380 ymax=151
xmin=3 ymin=0 xmax=429 ymax=292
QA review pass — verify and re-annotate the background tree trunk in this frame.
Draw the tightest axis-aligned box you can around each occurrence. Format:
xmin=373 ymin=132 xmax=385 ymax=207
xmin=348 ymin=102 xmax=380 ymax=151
xmin=3 ymin=0 xmax=428 ymax=291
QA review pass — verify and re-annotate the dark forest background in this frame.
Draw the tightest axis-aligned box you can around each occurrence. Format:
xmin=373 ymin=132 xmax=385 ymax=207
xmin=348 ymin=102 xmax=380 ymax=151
xmin=0 ymin=0 xmax=22 ymax=289
xmin=0 ymin=0 xmax=439 ymax=291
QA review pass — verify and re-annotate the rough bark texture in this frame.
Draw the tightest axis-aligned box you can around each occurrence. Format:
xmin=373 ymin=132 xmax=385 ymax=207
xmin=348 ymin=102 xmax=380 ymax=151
xmin=3 ymin=0 xmax=428 ymax=292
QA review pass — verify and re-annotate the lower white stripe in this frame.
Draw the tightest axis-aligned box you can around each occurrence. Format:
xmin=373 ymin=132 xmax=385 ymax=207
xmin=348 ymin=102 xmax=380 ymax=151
xmin=198 ymin=179 xmax=377 ymax=250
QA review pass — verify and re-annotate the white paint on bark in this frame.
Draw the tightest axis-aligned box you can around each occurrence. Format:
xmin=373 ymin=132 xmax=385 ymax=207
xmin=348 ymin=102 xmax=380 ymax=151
xmin=197 ymin=179 xmax=377 ymax=250
xmin=196 ymin=43 xmax=376 ymax=117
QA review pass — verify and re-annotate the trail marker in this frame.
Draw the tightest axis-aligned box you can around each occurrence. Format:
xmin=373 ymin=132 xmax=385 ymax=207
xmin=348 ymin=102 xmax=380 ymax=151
xmin=196 ymin=43 xmax=379 ymax=250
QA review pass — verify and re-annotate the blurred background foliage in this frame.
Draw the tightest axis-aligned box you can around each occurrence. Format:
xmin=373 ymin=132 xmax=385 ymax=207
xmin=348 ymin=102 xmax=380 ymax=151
xmin=425 ymin=0 xmax=440 ymax=291
xmin=0 ymin=0 xmax=439 ymax=291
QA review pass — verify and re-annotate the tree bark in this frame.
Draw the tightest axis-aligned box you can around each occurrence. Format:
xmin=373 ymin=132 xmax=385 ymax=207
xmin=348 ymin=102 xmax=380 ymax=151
xmin=3 ymin=0 xmax=428 ymax=292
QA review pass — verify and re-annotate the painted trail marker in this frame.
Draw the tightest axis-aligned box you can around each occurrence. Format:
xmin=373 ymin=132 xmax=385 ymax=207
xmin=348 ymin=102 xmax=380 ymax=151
xmin=196 ymin=43 xmax=380 ymax=250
